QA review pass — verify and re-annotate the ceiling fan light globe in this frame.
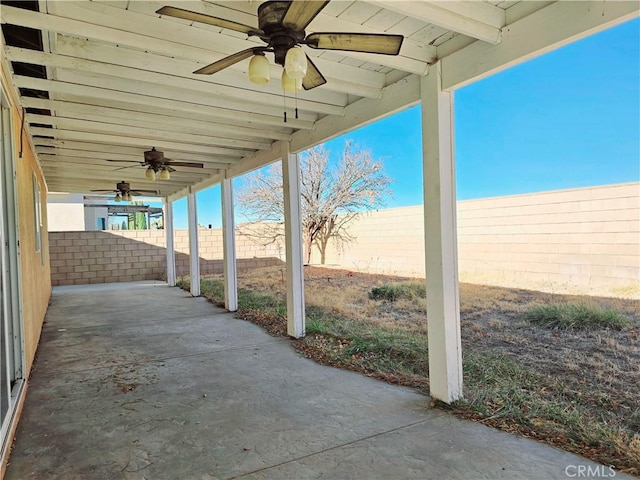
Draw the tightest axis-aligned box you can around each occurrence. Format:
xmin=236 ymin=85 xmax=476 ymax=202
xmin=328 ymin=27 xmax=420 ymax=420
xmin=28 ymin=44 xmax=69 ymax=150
xmin=115 ymin=194 xmax=122 ymax=203
xmin=281 ymin=70 xmax=302 ymax=93
xmin=145 ymin=167 xmax=156 ymax=181
xmin=284 ymin=46 xmax=307 ymax=80
xmin=248 ymin=53 xmax=270 ymax=84
xmin=124 ymin=193 xmax=132 ymax=202
xmin=159 ymin=168 xmax=171 ymax=181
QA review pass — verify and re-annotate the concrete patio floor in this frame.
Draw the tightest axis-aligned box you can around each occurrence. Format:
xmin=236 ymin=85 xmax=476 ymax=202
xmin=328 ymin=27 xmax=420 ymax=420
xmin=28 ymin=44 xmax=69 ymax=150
xmin=6 ymin=282 xmax=630 ymax=480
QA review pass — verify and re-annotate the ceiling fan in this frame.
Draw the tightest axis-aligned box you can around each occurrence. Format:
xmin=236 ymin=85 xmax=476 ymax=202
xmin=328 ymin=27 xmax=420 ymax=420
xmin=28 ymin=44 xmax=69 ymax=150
xmin=156 ymin=1 xmax=404 ymax=91
xmin=91 ymin=181 xmax=159 ymax=202
xmin=107 ymin=147 xmax=204 ymax=181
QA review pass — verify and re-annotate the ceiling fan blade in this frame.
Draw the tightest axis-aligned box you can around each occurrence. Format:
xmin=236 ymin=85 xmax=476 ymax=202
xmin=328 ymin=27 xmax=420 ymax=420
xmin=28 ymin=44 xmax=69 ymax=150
xmin=305 ymin=33 xmax=404 ymax=55
xmin=156 ymin=6 xmax=263 ymax=36
xmin=167 ymin=161 xmax=205 ymax=169
xmin=302 ymin=54 xmax=327 ymax=90
xmin=193 ymin=48 xmax=260 ymax=75
xmin=90 ymin=190 xmax=116 ymax=193
xmin=282 ymin=1 xmax=329 ymax=30
xmin=114 ymin=165 xmax=140 ymax=171
xmin=131 ymin=190 xmax=160 ymax=195
xmin=166 ymin=166 xmax=177 ymax=173
xmin=106 ymin=159 xmax=139 ymax=163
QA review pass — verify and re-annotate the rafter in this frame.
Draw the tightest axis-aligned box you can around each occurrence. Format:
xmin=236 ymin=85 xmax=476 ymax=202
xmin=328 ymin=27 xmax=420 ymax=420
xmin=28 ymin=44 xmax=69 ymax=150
xmin=4 ymin=46 xmax=345 ymax=116
xmin=1 ymin=4 xmax=388 ymax=95
xmin=11 ymin=76 xmax=314 ymax=130
xmin=29 ymin=128 xmax=250 ymax=158
xmin=27 ymin=115 xmax=272 ymax=151
xmin=19 ymin=97 xmax=292 ymax=141
xmin=370 ymin=1 xmax=504 ymax=44
xmin=441 ymin=0 xmax=640 ymax=89
xmin=34 ymin=142 xmax=236 ymax=167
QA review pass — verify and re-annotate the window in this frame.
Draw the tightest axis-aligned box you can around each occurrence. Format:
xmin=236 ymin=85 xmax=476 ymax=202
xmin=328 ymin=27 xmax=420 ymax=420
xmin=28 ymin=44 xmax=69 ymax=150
xmin=32 ymin=174 xmax=42 ymax=253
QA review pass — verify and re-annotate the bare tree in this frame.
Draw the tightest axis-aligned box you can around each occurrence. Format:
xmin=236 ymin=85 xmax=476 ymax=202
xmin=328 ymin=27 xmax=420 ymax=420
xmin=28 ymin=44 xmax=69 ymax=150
xmin=236 ymin=141 xmax=391 ymax=264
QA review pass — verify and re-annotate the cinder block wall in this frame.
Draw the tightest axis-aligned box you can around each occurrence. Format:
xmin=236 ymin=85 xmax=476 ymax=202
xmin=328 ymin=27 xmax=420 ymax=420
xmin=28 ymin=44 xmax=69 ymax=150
xmin=314 ymin=183 xmax=640 ymax=297
xmin=49 ymin=229 xmax=282 ymax=286
xmin=50 ymin=183 xmax=639 ymax=297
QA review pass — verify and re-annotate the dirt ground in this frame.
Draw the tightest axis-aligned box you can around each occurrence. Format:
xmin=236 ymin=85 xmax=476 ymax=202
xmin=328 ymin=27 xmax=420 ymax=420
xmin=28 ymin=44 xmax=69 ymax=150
xmin=235 ymin=265 xmax=640 ymax=429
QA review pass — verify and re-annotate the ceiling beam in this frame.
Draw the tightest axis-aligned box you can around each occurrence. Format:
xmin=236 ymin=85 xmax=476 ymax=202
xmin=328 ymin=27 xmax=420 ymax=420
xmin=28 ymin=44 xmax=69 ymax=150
xmin=26 ymin=108 xmax=281 ymax=144
xmin=26 ymin=114 xmax=272 ymax=151
xmin=37 ymin=151 xmax=228 ymax=171
xmin=51 ymin=36 xmax=354 ymax=104
xmin=1 ymin=4 xmax=387 ymax=94
xmin=11 ymin=75 xmax=314 ymax=130
xmin=181 ymin=0 xmax=436 ymax=70
xmin=33 ymin=140 xmax=238 ymax=165
xmin=38 ymin=155 xmax=222 ymax=174
xmin=41 ymin=163 xmax=211 ymax=182
xmin=20 ymin=97 xmax=292 ymax=141
xmin=4 ymin=46 xmax=345 ymax=117
xmin=29 ymin=128 xmax=250 ymax=158
xmin=58 ymin=0 xmax=429 ymax=76
xmin=52 ymin=69 xmax=318 ymax=122
xmin=370 ymin=1 xmax=503 ymax=44
xmin=441 ymin=0 xmax=640 ymax=90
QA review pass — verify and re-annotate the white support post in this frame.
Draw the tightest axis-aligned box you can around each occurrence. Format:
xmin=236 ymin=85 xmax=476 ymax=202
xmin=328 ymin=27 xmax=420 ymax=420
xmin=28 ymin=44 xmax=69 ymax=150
xmin=187 ymin=192 xmax=200 ymax=297
xmin=163 ymin=198 xmax=176 ymax=287
xmin=421 ymin=62 xmax=463 ymax=403
xmin=281 ymin=142 xmax=305 ymax=338
xmin=221 ymin=177 xmax=238 ymax=312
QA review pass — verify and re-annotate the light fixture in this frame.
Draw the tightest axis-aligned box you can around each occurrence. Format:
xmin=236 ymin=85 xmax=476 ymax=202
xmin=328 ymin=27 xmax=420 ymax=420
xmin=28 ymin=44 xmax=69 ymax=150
xmin=248 ymin=52 xmax=269 ymax=84
xmin=145 ymin=167 xmax=156 ymax=181
xmin=159 ymin=167 xmax=170 ymax=180
xmin=281 ymin=70 xmax=302 ymax=93
xmin=284 ymin=46 xmax=307 ymax=80
xmin=124 ymin=192 xmax=132 ymax=202
xmin=114 ymin=193 xmax=122 ymax=203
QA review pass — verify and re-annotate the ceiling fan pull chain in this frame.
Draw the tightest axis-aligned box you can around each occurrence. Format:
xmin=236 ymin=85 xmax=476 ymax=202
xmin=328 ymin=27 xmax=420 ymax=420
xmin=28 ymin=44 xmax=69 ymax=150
xmin=283 ymin=87 xmax=287 ymax=123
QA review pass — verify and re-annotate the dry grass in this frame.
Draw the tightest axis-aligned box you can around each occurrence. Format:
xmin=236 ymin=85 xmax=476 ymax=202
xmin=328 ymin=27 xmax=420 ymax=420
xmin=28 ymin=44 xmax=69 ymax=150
xmin=180 ymin=265 xmax=640 ymax=473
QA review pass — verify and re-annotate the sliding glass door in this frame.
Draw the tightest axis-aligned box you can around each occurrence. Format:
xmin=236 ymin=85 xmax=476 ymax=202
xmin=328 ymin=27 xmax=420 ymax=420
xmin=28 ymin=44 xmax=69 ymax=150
xmin=0 ymin=85 xmax=24 ymax=450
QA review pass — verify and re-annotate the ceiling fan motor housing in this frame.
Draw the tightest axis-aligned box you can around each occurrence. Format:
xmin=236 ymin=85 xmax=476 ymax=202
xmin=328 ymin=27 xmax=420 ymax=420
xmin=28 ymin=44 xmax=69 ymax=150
xmin=116 ymin=181 xmax=131 ymax=193
xmin=144 ymin=147 xmax=164 ymax=162
xmin=258 ymin=1 xmax=305 ymax=66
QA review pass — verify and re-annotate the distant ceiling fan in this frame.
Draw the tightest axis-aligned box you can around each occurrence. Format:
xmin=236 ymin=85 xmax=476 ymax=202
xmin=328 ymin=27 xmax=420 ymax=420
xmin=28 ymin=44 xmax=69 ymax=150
xmin=107 ymin=147 xmax=204 ymax=181
xmin=91 ymin=181 xmax=159 ymax=202
xmin=156 ymin=1 xmax=404 ymax=91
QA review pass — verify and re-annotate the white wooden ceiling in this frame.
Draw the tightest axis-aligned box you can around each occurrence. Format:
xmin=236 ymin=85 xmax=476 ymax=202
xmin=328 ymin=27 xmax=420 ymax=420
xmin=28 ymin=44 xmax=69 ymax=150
xmin=1 ymin=1 xmax=637 ymax=201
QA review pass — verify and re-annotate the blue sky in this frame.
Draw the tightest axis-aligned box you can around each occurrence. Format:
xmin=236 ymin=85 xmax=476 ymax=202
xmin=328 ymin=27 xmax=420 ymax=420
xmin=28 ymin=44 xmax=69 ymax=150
xmin=170 ymin=18 xmax=639 ymax=229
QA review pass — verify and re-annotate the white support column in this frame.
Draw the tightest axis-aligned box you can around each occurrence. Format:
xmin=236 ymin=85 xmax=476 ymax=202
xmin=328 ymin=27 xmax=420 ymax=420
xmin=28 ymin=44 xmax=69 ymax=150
xmin=163 ymin=197 xmax=176 ymax=287
xmin=221 ymin=177 xmax=238 ymax=312
xmin=187 ymin=192 xmax=200 ymax=297
xmin=281 ymin=142 xmax=305 ymax=338
xmin=421 ymin=62 xmax=463 ymax=403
